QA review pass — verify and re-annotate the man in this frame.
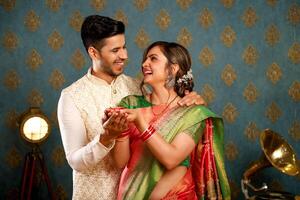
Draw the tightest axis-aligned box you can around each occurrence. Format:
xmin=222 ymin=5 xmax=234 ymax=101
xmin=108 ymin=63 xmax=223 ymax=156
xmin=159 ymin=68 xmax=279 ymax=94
xmin=57 ymin=15 xmax=205 ymax=200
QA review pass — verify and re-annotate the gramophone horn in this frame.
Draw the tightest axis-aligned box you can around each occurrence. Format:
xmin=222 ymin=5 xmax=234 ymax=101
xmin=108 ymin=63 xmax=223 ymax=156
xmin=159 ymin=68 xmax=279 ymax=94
xmin=260 ymin=129 xmax=299 ymax=176
xmin=243 ymin=129 xmax=299 ymax=181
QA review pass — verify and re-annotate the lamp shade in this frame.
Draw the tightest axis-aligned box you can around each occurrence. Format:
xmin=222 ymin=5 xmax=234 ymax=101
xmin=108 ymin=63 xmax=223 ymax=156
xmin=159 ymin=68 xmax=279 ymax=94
xmin=19 ymin=107 xmax=51 ymax=144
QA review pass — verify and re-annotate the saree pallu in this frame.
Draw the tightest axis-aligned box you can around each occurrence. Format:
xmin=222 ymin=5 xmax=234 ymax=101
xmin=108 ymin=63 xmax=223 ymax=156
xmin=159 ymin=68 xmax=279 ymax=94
xmin=118 ymin=95 xmax=231 ymax=200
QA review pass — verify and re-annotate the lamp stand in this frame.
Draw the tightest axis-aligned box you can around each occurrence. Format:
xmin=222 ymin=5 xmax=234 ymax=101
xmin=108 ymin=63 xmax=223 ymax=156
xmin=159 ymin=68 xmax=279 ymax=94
xmin=20 ymin=145 xmax=55 ymax=200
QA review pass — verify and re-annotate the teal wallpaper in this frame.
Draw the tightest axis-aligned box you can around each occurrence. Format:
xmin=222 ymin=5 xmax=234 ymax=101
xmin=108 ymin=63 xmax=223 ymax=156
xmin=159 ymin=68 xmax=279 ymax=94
xmin=0 ymin=0 xmax=299 ymax=199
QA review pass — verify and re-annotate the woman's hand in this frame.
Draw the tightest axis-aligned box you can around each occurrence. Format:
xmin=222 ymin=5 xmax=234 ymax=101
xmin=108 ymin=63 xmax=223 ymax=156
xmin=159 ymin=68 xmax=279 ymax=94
xmin=124 ymin=108 xmax=152 ymax=132
xmin=104 ymin=107 xmax=124 ymax=120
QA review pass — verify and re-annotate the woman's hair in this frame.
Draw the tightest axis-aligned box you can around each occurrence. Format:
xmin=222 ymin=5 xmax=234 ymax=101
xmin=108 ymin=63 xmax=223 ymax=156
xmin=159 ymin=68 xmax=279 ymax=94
xmin=141 ymin=41 xmax=194 ymax=97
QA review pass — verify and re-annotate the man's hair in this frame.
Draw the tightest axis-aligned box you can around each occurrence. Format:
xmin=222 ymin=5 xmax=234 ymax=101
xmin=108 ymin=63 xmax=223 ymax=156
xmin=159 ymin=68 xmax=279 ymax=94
xmin=80 ymin=15 xmax=125 ymax=51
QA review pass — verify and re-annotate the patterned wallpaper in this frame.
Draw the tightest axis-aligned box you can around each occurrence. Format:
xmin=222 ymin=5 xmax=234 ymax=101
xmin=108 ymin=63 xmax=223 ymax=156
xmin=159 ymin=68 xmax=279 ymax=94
xmin=0 ymin=0 xmax=299 ymax=199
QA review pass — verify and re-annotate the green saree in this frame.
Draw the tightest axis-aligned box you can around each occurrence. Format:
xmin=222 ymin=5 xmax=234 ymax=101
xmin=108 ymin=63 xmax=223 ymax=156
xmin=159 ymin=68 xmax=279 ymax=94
xmin=117 ymin=95 xmax=230 ymax=200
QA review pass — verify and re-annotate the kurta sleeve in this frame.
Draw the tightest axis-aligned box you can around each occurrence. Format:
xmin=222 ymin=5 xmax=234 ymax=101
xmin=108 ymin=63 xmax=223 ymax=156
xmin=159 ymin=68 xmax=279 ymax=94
xmin=57 ymin=91 xmax=115 ymax=172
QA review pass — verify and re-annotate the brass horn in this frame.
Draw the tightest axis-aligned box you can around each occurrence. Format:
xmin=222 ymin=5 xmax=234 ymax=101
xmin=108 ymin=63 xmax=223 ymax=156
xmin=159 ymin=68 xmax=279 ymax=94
xmin=243 ymin=129 xmax=299 ymax=180
xmin=241 ymin=129 xmax=299 ymax=199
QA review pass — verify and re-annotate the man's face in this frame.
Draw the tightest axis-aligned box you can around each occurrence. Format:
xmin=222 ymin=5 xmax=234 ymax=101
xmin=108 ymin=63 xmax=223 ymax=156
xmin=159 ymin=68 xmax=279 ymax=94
xmin=96 ymin=34 xmax=128 ymax=77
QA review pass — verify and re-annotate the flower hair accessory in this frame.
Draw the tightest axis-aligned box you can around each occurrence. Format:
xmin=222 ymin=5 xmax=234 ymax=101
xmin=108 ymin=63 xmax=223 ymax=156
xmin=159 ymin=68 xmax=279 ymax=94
xmin=177 ymin=69 xmax=193 ymax=85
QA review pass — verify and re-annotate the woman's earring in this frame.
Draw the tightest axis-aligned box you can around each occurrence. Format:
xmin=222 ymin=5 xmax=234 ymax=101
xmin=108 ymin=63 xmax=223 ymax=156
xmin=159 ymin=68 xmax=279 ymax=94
xmin=166 ymin=75 xmax=175 ymax=88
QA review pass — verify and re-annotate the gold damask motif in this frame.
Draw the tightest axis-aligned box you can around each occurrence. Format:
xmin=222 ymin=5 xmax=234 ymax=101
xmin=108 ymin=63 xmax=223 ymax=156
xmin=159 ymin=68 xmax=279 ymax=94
xmin=266 ymin=62 xmax=282 ymax=84
xmin=3 ymin=70 xmax=21 ymax=90
xmin=265 ymin=24 xmax=280 ymax=46
xmin=288 ymin=42 xmax=300 ymax=64
xmin=135 ymin=28 xmax=150 ymax=49
xmin=288 ymin=81 xmax=300 ymax=102
xmin=5 ymin=110 xmax=18 ymax=129
xmin=69 ymin=10 xmax=83 ymax=32
xmin=198 ymin=8 xmax=214 ymax=29
xmin=52 ymin=146 xmax=65 ymax=166
xmin=245 ymin=122 xmax=260 ymax=141
xmin=265 ymin=102 xmax=282 ymax=123
xmin=289 ymin=121 xmax=300 ymax=141
xmin=2 ymin=31 xmax=18 ymax=51
xmin=229 ymin=180 xmax=240 ymax=200
xmin=176 ymin=0 xmax=192 ymax=10
xmin=220 ymin=0 xmax=235 ymax=9
xmin=46 ymin=0 xmax=63 ymax=12
xmin=201 ymin=84 xmax=215 ymax=105
xmin=115 ymin=10 xmax=128 ymax=26
xmin=220 ymin=26 xmax=236 ymax=47
xmin=71 ymin=49 xmax=85 ymax=70
xmin=27 ymin=89 xmax=44 ymax=107
xmin=0 ymin=0 xmax=16 ymax=11
xmin=133 ymin=0 xmax=149 ymax=12
xmin=5 ymin=147 xmax=22 ymax=168
xmin=241 ymin=7 xmax=258 ymax=28
xmin=223 ymin=103 xmax=238 ymax=123
xmin=221 ymin=64 xmax=236 ymax=87
xmin=24 ymin=10 xmax=40 ymax=32
xmin=287 ymin=4 xmax=300 ymax=25
xmin=56 ymin=185 xmax=68 ymax=200
xmin=243 ymin=82 xmax=259 ymax=104
xmin=225 ymin=141 xmax=238 ymax=161
xmin=243 ymin=45 xmax=259 ymax=65
xmin=26 ymin=49 xmax=43 ymax=71
xmin=198 ymin=46 xmax=215 ymax=67
xmin=48 ymin=30 xmax=64 ymax=51
xmin=176 ymin=28 xmax=192 ymax=48
xmin=155 ymin=9 xmax=171 ymax=31
xmin=49 ymin=69 xmax=65 ymax=90
xmin=266 ymin=0 xmax=277 ymax=7
xmin=90 ymin=0 xmax=105 ymax=11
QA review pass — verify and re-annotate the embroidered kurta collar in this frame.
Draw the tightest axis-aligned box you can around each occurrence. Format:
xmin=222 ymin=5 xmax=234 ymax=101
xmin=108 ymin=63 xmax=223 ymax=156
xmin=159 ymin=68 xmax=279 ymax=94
xmin=86 ymin=67 xmax=123 ymax=86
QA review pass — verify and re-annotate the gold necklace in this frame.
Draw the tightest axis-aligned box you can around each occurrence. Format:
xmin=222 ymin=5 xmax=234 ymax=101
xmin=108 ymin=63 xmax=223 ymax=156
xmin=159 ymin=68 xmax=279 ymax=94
xmin=150 ymin=94 xmax=178 ymax=116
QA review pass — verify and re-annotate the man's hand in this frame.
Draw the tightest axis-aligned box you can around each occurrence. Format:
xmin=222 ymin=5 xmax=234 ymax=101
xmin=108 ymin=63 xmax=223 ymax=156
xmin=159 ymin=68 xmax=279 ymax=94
xmin=177 ymin=91 xmax=207 ymax=106
xmin=100 ymin=110 xmax=128 ymax=147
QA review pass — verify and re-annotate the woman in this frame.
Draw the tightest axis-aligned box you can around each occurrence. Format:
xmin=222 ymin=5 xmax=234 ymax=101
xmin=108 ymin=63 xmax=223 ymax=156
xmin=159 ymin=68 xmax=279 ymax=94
xmin=110 ymin=41 xmax=230 ymax=199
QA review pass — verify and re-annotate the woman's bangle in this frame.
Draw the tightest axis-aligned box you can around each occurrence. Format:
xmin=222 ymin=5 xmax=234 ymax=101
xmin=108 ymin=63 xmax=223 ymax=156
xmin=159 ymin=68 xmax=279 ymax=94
xmin=140 ymin=124 xmax=156 ymax=142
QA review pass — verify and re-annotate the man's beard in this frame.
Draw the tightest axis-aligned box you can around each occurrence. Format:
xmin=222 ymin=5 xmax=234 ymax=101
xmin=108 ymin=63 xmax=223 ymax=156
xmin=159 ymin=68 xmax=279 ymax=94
xmin=99 ymin=59 xmax=124 ymax=77
xmin=103 ymin=66 xmax=120 ymax=77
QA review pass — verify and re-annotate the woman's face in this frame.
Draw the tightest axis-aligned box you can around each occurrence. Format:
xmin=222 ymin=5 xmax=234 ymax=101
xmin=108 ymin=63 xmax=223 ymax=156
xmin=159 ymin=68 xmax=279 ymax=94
xmin=142 ymin=46 xmax=169 ymax=86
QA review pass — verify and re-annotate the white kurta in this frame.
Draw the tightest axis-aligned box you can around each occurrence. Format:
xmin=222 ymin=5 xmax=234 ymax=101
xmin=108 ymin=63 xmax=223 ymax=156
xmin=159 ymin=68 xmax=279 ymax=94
xmin=57 ymin=68 xmax=141 ymax=200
